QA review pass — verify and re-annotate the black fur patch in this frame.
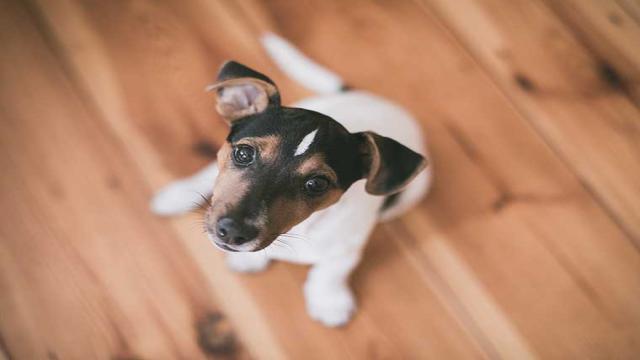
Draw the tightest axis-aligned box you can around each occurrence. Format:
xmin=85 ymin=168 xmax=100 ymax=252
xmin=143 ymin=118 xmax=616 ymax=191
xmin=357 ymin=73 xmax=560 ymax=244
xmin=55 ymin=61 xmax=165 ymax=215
xmin=381 ymin=191 xmax=402 ymax=212
xmin=212 ymin=61 xmax=425 ymax=235
xmin=357 ymin=132 xmax=425 ymax=195
xmin=223 ymin=106 xmax=364 ymax=221
xmin=217 ymin=61 xmax=281 ymax=106
xmin=218 ymin=61 xmax=276 ymax=86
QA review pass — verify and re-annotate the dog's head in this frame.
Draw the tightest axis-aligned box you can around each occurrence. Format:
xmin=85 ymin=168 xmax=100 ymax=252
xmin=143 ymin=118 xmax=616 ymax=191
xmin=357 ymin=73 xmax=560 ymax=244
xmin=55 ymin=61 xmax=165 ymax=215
xmin=204 ymin=61 xmax=426 ymax=251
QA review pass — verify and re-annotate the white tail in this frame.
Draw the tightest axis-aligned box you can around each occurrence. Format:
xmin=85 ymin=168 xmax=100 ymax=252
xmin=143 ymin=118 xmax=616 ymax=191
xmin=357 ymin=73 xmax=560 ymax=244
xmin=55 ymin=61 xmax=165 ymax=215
xmin=260 ymin=33 xmax=344 ymax=94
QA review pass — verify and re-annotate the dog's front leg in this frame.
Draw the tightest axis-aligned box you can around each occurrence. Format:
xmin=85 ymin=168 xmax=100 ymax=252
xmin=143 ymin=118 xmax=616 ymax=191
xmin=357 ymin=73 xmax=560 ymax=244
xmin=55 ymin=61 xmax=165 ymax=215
xmin=304 ymin=252 xmax=361 ymax=327
xmin=150 ymin=161 xmax=219 ymax=216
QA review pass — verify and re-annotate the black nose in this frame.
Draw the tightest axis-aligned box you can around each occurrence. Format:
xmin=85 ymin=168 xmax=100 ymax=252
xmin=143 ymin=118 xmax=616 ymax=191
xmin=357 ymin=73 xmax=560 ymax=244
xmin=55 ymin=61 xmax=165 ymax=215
xmin=215 ymin=217 xmax=258 ymax=245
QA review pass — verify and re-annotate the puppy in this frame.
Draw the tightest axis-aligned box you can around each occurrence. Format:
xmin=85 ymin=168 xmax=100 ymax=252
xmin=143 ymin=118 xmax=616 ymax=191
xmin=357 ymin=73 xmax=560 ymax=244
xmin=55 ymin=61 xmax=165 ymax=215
xmin=151 ymin=33 xmax=432 ymax=327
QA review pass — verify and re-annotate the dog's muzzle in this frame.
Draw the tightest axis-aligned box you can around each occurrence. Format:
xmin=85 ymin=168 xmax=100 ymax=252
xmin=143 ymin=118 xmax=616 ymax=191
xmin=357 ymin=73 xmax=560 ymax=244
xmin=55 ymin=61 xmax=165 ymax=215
xmin=207 ymin=217 xmax=261 ymax=252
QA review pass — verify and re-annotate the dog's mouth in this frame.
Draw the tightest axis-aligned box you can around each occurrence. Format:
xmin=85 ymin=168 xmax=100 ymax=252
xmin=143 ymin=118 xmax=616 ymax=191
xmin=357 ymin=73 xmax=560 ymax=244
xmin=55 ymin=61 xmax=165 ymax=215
xmin=204 ymin=206 xmax=283 ymax=252
xmin=206 ymin=232 xmax=273 ymax=253
xmin=214 ymin=242 xmax=239 ymax=252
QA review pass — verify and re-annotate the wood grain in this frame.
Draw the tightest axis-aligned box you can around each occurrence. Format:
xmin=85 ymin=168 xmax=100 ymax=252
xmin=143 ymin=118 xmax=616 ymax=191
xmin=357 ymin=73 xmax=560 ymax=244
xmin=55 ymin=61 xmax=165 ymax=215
xmin=0 ymin=1 xmax=246 ymax=358
xmin=15 ymin=0 xmax=484 ymax=358
xmin=2 ymin=0 xmax=640 ymax=358
xmin=264 ymin=2 xmax=640 ymax=357
xmin=420 ymin=0 xmax=640 ymax=245
xmin=544 ymin=0 xmax=640 ymax=104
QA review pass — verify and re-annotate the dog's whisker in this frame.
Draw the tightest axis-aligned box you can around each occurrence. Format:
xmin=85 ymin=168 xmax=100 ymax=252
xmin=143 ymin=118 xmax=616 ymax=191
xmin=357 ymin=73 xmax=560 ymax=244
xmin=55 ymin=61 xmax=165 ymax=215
xmin=182 ymin=192 xmax=212 ymax=216
xmin=274 ymin=238 xmax=296 ymax=254
xmin=190 ymin=217 xmax=211 ymax=235
xmin=279 ymin=233 xmax=309 ymax=242
xmin=195 ymin=191 xmax=213 ymax=206
xmin=272 ymin=243 xmax=293 ymax=255
xmin=189 ymin=206 xmax=207 ymax=216
xmin=279 ymin=233 xmax=297 ymax=238
xmin=189 ymin=221 xmax=205 ymax=229
xmin=273 ymin=238 xmax=289 ymax=248
xmin=284 ymin=232 xmax=308 ymax=239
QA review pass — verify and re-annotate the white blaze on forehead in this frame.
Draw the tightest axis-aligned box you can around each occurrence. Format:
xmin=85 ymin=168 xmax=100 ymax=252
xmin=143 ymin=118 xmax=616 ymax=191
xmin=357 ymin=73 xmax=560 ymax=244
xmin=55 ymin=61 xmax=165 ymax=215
xmin=294 ymin=129 xmax=318 ymax=156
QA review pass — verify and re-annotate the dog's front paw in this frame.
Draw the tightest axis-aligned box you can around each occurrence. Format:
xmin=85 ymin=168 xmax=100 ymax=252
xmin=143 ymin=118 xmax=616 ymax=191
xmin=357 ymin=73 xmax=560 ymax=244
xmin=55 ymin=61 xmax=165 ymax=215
xmin=304 ymin=284 xmax=356 ymax=327
xmin=150 ymin=181 xmax=203 ymax=216
xmin=226 ymin=252 xmax=270 ymax=273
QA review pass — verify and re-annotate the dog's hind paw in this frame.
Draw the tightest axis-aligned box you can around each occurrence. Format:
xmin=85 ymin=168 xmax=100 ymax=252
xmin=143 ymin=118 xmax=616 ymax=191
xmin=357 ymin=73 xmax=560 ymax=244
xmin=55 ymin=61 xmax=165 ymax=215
xmin=304 ymin=284 xmax=356 ymax=327
xmin=226 ymin=252 xmax=270 ymax=273
xmin=150 ymin=182 xmax=205 ymax=216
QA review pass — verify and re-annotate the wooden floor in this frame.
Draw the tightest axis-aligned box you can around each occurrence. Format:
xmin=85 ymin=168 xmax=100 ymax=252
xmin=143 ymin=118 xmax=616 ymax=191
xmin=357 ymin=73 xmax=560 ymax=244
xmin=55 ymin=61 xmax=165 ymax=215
xmin=1 ymin=0 xmax=640 ymax=358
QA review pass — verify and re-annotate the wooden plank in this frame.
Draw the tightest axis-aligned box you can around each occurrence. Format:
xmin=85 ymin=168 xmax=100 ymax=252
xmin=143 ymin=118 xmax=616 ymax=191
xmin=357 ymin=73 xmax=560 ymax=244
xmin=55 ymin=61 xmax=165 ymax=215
xmin=0 ymin=1 xmax=249 ymax=359
xmin=617 ymin=0 xmax=640 ymax=24
xmin=263 ymin=0 xmax=640 ymax=358
xmin=6 ymin=0 xmax=640 ymax=358
xmin=419 ymin=0 xmax=640 ymax=245
xmin=27 ymin=0 xmax=487 ymax=358
xmin=543 ymin=0 xmax=640 ymax=105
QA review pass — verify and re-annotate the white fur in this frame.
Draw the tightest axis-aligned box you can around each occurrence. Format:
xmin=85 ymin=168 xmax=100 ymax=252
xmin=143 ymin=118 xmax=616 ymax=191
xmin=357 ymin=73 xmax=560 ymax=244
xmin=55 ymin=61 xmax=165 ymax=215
xmin=150 ymin=35 xmax=432 ymax=327
xmin=226 ymin=249 xmax=270 ymax=272
xmin=294 ymin=128 xmax=318 ymax=156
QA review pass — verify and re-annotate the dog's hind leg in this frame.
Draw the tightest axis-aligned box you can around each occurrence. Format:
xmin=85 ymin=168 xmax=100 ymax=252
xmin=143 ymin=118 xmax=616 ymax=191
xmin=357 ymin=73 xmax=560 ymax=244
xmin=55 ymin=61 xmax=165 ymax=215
xmin=150 ymin=161 xmax=219 ymax=216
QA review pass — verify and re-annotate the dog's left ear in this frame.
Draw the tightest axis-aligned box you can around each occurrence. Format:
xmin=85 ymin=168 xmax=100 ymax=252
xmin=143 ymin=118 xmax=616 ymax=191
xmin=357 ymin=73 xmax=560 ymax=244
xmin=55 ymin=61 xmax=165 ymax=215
xmin=206 ymin=61 xmax=281 ymax=122
xmin=356 ymin=131 xmax=427 ymax=195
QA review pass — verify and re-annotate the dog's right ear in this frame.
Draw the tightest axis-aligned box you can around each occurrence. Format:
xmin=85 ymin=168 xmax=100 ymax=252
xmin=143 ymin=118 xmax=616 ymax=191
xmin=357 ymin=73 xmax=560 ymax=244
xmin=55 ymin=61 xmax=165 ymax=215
xmin=206 ymin=61 xmax=281 ymax=123
xmin=356 ymin=131 xmax=427 ymax=195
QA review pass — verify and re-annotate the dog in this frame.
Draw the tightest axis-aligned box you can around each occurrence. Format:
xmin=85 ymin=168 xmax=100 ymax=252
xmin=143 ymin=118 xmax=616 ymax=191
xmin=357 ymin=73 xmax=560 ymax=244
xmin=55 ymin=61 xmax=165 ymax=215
xmin=151 ymin=33 xmax=432 ymax=327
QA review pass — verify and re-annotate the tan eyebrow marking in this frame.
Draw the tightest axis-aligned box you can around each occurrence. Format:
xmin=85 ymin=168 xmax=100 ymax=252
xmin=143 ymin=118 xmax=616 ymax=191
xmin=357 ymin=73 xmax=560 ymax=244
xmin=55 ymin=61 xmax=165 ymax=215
xmin=236 ymin=135 xmax=281 ymax=162
xmin=210 ymin=143 xmax=250 ymax=218
xmin=296 ymin=154 xmax=337 ymax=183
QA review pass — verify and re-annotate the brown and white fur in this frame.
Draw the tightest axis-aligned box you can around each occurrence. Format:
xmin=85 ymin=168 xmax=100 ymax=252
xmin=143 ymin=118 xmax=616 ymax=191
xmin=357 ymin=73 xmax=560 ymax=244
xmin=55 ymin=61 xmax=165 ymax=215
xmin=151 ymin=33 xmax=432 ymax=327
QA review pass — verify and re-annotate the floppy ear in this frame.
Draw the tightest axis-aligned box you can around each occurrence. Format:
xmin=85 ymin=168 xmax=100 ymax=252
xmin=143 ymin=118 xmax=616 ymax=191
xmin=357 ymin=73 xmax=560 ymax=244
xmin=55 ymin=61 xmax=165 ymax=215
xmin=357 ymin=131 xmax=427 ymax=195
xmin=206 ymin=61 xmax=280 ymax=122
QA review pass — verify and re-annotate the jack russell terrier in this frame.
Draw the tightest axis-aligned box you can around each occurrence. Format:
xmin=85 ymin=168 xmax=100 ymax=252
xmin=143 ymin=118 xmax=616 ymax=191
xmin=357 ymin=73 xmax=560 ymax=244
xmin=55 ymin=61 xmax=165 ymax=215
xmin=151 ymin=33 xmax=432 ymax=327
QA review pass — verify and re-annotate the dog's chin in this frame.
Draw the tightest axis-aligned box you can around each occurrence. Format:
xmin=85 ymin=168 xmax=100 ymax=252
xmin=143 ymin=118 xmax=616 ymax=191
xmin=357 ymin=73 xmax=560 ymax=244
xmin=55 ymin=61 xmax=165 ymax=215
xmin=206 ymin=233 xmax=269 ymax=253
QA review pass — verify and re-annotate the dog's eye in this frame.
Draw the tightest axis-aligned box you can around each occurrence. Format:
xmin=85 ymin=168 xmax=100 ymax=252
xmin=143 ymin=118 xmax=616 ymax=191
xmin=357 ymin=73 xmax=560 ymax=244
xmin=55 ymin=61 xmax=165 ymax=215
xmin=304 ymin=176 xmax=330 ymax=195
xmin=232 ymin=145 xmax=256 ymax=166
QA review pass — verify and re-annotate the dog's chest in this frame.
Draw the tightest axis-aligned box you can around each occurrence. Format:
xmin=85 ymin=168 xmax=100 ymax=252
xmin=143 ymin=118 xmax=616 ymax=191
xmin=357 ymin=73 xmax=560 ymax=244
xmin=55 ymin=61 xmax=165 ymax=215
xmin=263 ymin=180 xmax=383 ymax=264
